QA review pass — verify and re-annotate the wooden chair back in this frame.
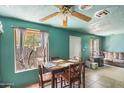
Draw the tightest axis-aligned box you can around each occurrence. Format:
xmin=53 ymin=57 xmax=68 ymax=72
xmin=69 ymin=63 xmax=82 ymax=82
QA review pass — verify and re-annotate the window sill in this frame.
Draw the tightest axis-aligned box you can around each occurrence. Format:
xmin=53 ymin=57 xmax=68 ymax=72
xmin=15 ymin=68 xmax=37 ymax=73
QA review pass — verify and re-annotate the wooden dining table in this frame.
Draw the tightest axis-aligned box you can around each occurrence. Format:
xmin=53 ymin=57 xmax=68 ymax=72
xmin=43 ymin=59 xmax=85 ymax=88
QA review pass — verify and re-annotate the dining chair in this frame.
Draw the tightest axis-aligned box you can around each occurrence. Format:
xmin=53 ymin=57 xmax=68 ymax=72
xmin=60 ymin=62 xmax=83 ymax=88
xmin=38 ymin=64 xmax=58 ymax=88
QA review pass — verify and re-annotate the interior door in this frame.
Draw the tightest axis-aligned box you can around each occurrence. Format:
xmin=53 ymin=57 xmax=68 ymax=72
xmin=69 ymin=36 xmax=81 ymax=59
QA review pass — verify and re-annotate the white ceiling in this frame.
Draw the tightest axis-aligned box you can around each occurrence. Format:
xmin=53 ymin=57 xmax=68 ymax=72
xmin=0 ymin=5 xmax=124 ymax=36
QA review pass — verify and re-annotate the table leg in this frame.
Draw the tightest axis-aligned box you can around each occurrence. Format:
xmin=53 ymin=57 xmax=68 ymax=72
xmin=52 ymin=73 xmax=55 ymax=88
xmin=83 ymin=64 xmax=85 ymax=88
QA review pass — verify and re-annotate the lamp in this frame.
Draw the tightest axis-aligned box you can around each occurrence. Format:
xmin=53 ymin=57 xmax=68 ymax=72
xmin=0 ymin=21 xmax=4 ymax=33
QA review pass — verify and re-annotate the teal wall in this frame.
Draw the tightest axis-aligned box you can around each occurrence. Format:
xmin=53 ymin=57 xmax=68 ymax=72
xmin=104 ymin=34 xmax=124 ymax=52
xmin=0 ymin=16 xmax=103 ymax=87
xmin=0 ymin=16 xmax=70 ymax=87
xmin=0 ymin=34 xmax=2 ymax=82
xmin=0 ymin=35 xmax=1 ymax=82
xmin=49 ymin=27 xmax=69 ymax=59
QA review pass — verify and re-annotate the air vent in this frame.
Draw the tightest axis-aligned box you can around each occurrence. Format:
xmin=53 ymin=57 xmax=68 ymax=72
xmin=95 ymin=9 xmax=110 ymax=18
xmin=79 ymin=5 xmax=92 ymax=10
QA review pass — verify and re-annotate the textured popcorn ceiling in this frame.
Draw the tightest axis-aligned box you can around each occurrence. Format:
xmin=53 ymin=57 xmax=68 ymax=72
xmin=0 ymin=5 xmax=124 ymax=36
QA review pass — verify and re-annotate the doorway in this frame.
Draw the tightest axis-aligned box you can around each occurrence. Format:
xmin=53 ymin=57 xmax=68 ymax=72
xmin=69 ymin=36 xmax=81 ymax=59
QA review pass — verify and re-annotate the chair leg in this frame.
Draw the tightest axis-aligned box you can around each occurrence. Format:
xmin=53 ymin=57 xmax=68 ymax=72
xmin=78 ymin=80 xmax=81 ymax=88
xmin=39 ymin=79 xmax=41 ymax=88
xmin=39 ymin=79 xmax=44 ymax=88
xmin=41 ymin=81 xmax=44 ymax=88
xmin=60 ymin=77 xmax=63 ymax=88
xmin=55 ymin=78 xmax=57 ymax=88
xmin=69 ymin=82 xmax=72 ymax=88
xmin=41 ymin=83 xmax=44 ymax=88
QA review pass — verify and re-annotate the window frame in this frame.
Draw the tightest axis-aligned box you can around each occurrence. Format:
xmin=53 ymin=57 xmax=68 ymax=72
xmin=90 ymin=39 xmax=100 ymax=57
xmin=13 ymin=28 xmax=49 ymax=73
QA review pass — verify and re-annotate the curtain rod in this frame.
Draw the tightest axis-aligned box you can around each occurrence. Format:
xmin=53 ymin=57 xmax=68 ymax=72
xmin=11 ymin=25 xmax=26 ymax=29
xmin=11 ymin=25 xmax=40 ymax=31
xmin=11 ymin=25 xmax=48 ymax=33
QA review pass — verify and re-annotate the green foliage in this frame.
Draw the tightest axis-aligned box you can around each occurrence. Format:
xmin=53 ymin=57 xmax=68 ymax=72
xmin=24 ymin=35 xmax=40 ymax=46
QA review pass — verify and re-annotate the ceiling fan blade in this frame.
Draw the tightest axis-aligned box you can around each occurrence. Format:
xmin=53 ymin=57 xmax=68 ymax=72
xmin=71 ymin=11 xmax=92 ymax=22
xmin=63 ymin=16 xmax=68 ymax=27
xmin=40 ymin=12 xmax=59 ymax=21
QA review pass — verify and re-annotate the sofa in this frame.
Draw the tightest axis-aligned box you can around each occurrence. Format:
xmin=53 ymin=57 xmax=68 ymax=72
xmin=104 ymin=52 xmax=124 ymax=67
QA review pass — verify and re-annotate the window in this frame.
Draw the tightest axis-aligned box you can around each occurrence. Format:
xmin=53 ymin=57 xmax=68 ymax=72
xmin=14 ymin=28 xmax=49 ymax=72
xmin=90 ymin=39 xmax=100 ymax=57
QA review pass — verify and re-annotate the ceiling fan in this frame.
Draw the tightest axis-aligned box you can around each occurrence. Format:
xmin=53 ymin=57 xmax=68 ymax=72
xmin=39 ymin=5 xmax=92 ymax=27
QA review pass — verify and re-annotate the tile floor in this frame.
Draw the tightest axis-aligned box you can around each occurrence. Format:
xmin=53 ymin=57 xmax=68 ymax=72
xmin=26 ymin=65 xmax=124 ymax=88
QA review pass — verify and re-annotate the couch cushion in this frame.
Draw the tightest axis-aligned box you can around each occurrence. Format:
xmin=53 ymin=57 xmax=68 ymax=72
xmin=113 ymin=52 xmax=119 ymax=59
xmin=119 ymin=53 xmax=124 ymax=60
xmin=104 ymin=52 xmax=113 ymax=61
xmin=107 ymin=52 xmax=113 ymax=61
xmin=104 ymin=52 xmax=108 ymax=58
xmin=113 ymin=59 xmax=124 ymax=63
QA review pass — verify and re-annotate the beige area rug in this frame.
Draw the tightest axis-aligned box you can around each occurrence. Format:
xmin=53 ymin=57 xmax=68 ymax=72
xmin=99 ymin=65 xmax=124 ymax=87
